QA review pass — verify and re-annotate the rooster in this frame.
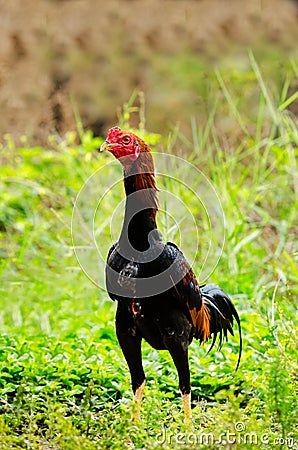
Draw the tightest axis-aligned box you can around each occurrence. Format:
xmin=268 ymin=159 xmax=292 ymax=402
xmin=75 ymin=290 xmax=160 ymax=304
xmin=99 ymin=126 xmax=242 ymax=423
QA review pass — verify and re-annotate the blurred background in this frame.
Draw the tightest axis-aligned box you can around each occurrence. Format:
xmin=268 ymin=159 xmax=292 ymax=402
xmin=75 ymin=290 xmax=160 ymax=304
xmin=0 ymin=0 xmax=297 ymax=145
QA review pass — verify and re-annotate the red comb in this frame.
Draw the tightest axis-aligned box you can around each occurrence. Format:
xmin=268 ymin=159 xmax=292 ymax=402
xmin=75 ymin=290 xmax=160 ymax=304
xmin=107 ymin=126 xmax=122 ymax=142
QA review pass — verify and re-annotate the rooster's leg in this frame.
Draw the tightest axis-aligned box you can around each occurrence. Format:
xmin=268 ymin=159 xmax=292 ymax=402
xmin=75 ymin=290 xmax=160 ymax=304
xmin=165 ymin=338 xmax=192 ymax=424
xmin=132 ymin=379 xmax=146 ymax=422
xmin=116 ymin=305 xmax=145 ymax=423
xmin=117 ymin=330 xmax=145 ymax=422
xmin=181 ymin=391 xmax=192 ymax=424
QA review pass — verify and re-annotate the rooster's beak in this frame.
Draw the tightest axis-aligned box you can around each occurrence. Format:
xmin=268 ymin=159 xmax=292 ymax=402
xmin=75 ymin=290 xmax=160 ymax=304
xmin=99 ymin=141 xmax=112 ymax=152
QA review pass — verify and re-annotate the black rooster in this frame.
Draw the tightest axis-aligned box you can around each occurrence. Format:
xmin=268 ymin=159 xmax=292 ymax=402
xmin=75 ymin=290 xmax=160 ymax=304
xmin=99 ymin=126 xmax=242 ymax=423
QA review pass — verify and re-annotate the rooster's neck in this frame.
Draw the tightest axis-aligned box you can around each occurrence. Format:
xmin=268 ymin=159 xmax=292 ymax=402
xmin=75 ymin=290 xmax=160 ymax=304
xmin=120 ymin=154 xmax=159 ymax=252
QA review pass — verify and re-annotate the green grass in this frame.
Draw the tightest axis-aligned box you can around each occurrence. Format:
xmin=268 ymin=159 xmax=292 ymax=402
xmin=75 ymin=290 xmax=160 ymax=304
xmin=0 ymin=54 xmax=297 ymax=449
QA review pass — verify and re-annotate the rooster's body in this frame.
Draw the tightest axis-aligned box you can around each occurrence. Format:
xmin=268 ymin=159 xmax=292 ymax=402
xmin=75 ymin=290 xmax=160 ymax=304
xmin=100 ymin=127 xmax=242 ymax=422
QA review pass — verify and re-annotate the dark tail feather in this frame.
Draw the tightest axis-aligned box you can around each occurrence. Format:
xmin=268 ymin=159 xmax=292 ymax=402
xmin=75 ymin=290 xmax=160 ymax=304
xmin=199 ymin=283 xmax=242 ymax=371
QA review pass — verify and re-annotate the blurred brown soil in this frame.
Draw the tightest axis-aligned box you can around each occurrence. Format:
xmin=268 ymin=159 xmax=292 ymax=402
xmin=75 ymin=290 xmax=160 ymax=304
xmin=0 ymin=0 xmax=297 ymax=145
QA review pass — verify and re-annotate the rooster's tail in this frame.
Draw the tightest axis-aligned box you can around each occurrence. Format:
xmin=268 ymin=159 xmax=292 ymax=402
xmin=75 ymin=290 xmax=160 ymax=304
xmin=194 ymin=283 xmax=242 ymax=370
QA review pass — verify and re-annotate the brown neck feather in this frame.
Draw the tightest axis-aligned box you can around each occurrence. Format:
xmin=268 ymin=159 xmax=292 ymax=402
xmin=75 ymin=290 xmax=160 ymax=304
xmin=120 ymin=148 xmax=159 ymax=252
xmin=123 ymin=150 xmax=159 ymax=210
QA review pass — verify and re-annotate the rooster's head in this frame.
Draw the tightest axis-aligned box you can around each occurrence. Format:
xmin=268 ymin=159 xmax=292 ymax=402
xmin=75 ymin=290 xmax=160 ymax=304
xmin=99 ymin=127 xmax=150 ymax=164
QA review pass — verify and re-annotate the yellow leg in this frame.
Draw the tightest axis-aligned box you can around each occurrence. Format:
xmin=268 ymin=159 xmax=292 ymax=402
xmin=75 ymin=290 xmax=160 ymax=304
xmin=181 ymin=392 xmax=192 ymax=424
xmin=132 ymin=380 xmax=145 ymax=423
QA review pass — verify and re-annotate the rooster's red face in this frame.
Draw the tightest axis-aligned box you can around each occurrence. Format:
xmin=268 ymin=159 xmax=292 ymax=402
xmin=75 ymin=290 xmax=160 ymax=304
xmin=100 ymin=126 xmax=141 ymax=162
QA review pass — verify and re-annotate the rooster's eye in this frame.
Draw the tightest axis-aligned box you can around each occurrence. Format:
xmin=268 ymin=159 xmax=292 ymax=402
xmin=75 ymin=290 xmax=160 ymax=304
xmin=122 ymin=136 xmax=131 ymax=144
